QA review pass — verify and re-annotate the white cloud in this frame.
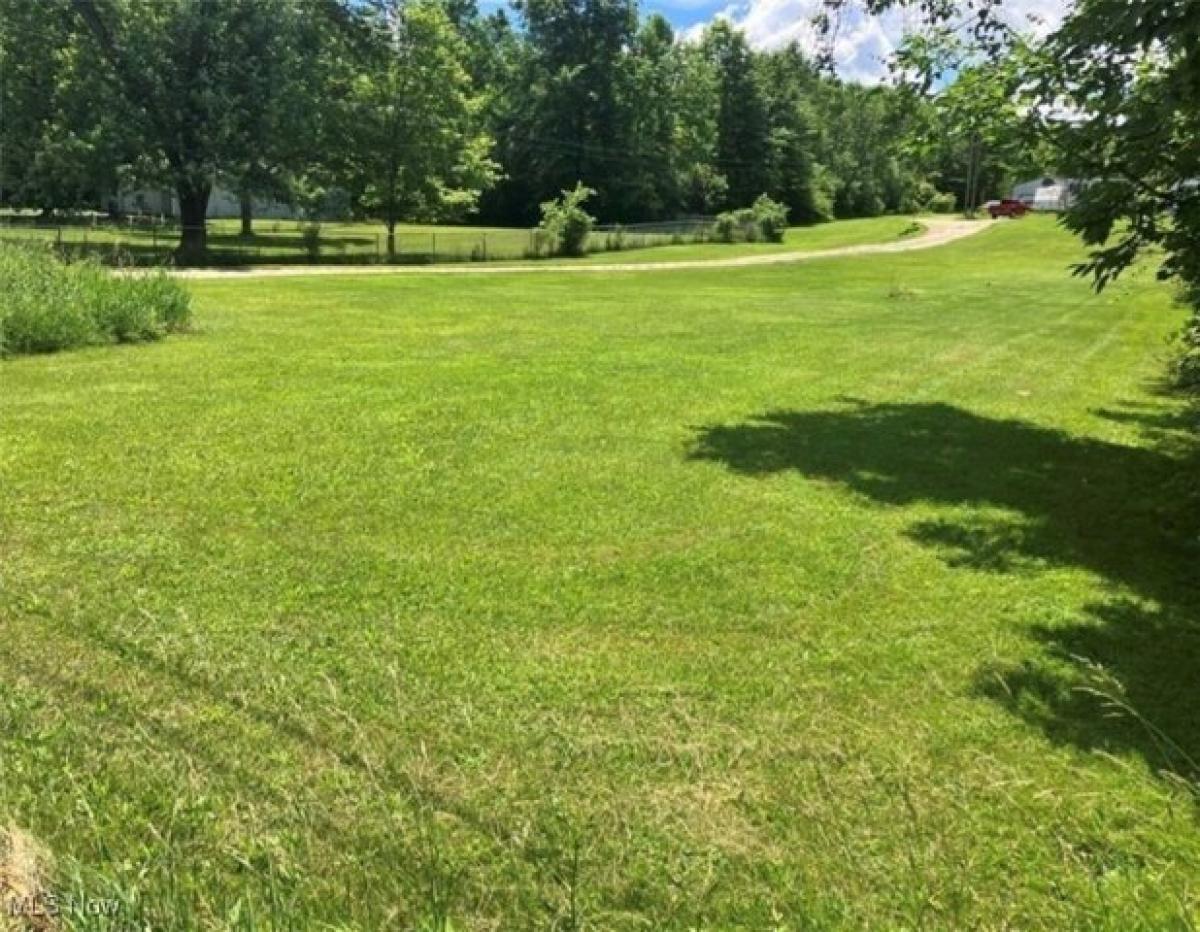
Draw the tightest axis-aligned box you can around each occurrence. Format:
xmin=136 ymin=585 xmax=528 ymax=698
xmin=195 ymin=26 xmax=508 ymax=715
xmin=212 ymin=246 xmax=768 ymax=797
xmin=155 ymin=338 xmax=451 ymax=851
xmin=681 ymin=0 xmax=1070 ymax=84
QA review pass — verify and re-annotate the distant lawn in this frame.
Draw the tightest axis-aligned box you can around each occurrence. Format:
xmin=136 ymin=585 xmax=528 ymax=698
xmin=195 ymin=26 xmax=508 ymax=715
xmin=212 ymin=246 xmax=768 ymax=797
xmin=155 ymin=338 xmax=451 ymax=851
xmin=2 ymin=216 xmax=1198 ymax=928
xmin=0 ymin=215 xmax=918 ymax=266
xmin=559 ymin=214 xmax=921 ymax=264
xmin=0 ymin=218 xmax=538 ymax=263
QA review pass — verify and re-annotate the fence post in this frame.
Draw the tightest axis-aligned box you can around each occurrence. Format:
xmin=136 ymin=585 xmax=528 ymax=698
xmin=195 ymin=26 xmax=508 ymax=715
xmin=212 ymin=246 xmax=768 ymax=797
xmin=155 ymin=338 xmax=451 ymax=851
xmin=376 ymin=234 xmax=380 ymax=262
xmin=482 ymin=232 xmax=487 ymax=261
xmin=431 ymin=231 xmax=436 ymax=259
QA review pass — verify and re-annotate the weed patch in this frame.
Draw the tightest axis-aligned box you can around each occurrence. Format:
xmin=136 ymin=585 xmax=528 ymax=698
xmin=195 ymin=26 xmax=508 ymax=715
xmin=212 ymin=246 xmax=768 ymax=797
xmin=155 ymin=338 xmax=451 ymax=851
xmin=0 ymin=245 xmax=190 ymax=356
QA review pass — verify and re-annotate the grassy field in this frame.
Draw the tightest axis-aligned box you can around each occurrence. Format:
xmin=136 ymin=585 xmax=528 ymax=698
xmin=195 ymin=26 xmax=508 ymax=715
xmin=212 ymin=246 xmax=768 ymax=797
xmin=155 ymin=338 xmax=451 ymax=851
xmin=1 ymin=217 xmax=1198 ymax=929
xmin=0 ymin=219 xmax=538 ymax=264
xmin=558 ymin=216 xmax=921 ymax=264
xmin=0 ymin=215 xmax=917 ymax=267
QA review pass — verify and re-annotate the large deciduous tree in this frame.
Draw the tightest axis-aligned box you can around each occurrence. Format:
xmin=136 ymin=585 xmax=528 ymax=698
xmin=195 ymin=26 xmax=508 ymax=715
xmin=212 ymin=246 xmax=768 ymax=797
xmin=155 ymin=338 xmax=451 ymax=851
xmin=503 ymin=0 xmax=639 ymax=221
xmin=67 ymin=0 xmax=307 ymax=258
xmin=0 ymin=0 xmax=120 ymax=213
xmin=336 ymin=0 xmax=496 ymax=259
xmin=1040 ymin=0 xmax=1200 ymax=308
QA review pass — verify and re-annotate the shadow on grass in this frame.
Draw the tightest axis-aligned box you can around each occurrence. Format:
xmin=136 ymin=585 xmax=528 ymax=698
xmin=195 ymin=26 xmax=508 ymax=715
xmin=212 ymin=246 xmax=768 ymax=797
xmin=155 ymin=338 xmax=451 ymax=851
xmin=206 ymin=231 xmax=377 ymax=248
xmin=689 ymin=397 xmax=1200 ymax=778
xmin=3 ymin=234 xmax=471 ymax=267
xmin=45 ymin=242 xmax=388 ymax=268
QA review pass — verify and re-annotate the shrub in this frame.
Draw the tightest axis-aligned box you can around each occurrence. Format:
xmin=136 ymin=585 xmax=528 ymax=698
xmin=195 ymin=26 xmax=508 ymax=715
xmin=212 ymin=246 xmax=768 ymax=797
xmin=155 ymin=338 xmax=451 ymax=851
xmin=905 ymin=180 xmax=957 ymax=215
xmin=902 ymin=180 xmax=937 ymax=214
xmin=751 ymin=194 xmax=789 ymax=243
xmin=1172 ymin=312 xmax=1200 ymax=390
xmin=928 ymin=191 xmax=957 ymax=214
xmin=712 ymin=213 xmax=738 ymax=243
xmin=132 ymin=271 xmax=192 ymax=333
xmin=0 ymin=246 xmax=96 ymax=354
xmin=92 ymin=272 xmax=160 ymax=342
xmin=0 ymin=244 xmax=191 ymax=357
xmin=538 ymin=183 xmax=596 ymax=257
xmin=737 ymin=208 xmax=761 ymax=242
xmin=713 ymin=195 xmax=791 ymax=244
xmin=604 ymin=225 xmax=627 ymax=252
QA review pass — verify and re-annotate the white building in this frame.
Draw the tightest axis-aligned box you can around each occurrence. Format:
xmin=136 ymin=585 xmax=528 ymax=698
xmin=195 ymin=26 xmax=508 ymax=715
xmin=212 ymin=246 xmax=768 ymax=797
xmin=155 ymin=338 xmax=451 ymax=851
xmin=114 ymin=183 xmax=299 ymax=220
xmin=1012 ymin=177 xmax=1084 ymax=211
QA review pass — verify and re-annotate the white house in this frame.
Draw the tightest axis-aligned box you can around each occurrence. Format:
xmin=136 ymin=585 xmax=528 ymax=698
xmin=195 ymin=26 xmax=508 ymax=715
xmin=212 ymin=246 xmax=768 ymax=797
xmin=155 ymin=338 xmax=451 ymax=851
xmin=114 ymin=183 xmax=300 ymax=220
xmin=1012 ymin=177 xmax=1084 ymax=211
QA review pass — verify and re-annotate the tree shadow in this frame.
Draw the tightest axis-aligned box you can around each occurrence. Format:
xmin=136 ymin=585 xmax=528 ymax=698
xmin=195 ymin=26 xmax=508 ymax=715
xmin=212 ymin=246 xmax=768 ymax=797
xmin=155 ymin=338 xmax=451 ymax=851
xmin=688 ymin=398 xmax=1200 ymax=779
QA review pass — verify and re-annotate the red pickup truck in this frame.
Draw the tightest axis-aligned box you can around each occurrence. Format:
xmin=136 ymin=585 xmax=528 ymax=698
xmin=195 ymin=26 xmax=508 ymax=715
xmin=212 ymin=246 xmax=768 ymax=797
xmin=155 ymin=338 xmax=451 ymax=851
xmin=986 ymin=199 xmax=1030 ymax=219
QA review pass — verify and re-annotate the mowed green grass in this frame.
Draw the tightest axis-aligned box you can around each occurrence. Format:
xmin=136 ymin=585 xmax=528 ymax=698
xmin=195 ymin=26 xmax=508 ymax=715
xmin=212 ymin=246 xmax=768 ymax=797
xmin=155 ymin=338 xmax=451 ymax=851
xmin=0 ymin=219 xmax=538 ymax=263
xmin=556 ymin=215 xmax=920 ymax=264
xmin=0 ymin=215 xmax=915 ymax=266
xmin=2 ymin=217 xmax=1198 ymax=929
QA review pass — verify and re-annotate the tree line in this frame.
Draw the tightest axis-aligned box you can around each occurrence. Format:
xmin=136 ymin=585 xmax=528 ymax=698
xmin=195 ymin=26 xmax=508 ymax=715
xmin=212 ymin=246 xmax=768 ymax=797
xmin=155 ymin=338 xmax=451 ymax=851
xmin=0 ymin=0 xmax=1030 ymax=259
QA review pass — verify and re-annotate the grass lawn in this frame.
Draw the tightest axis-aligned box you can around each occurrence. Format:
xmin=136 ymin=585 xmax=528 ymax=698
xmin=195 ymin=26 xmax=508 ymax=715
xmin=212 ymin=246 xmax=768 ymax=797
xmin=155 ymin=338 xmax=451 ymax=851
xmin=0 ymin=215 xmax=917 ymax=267
xmin=555 ymin=215 xmax=922 ymax=264
xmin=1 ymin=216 xmax=1198 ymax=928
xmin=0 ymin=219 xmax=539 ymax=264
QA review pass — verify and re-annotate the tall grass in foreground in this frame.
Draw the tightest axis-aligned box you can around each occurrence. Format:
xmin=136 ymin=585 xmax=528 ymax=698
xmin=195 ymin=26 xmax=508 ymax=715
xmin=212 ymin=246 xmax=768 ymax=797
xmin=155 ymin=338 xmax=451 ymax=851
xmin=0 ymin=244 xmax=190 ymax=356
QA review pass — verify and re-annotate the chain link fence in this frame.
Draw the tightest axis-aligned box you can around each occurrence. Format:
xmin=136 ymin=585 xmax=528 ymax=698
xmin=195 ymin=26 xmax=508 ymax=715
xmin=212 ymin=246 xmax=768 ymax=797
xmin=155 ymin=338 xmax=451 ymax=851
xmin=0 ymin=215 xmax=716 ymax=267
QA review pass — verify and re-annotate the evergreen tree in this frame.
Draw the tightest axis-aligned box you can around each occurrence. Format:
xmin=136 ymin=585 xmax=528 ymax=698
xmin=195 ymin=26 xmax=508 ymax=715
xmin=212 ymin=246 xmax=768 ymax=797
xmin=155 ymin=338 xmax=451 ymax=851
xmin=701 ymin=21 xmax=772 ymax=210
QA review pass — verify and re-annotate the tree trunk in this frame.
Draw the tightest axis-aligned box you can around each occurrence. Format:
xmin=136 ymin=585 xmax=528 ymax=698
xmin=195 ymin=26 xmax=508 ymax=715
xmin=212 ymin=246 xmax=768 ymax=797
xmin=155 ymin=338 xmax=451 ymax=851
xmin=968 ymin=139 xmax=979 ymax=214
xmin=386 ymin=217 xmax=396 ymax=261
xmin=962 ymin=145 xmax=974 ymax=216
xmin=176 ymin=181 xmax=211 ymax=262
xmin=239 ymin=191 xmax=253 ymax=237
xmin=963 ymin=136 xmax=981 ymax=217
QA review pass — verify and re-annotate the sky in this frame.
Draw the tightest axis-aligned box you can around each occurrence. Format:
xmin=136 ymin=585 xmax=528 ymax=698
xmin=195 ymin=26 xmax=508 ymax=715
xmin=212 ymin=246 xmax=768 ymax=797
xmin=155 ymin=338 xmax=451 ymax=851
xmin=647 ymin=0 xmax=1072 ymax=84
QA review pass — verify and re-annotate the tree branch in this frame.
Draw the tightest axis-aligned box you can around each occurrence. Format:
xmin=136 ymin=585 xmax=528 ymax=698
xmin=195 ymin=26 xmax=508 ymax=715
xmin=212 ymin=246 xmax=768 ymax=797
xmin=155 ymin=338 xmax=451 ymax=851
xmin=68 ymin=0 xmax=177 ymax=165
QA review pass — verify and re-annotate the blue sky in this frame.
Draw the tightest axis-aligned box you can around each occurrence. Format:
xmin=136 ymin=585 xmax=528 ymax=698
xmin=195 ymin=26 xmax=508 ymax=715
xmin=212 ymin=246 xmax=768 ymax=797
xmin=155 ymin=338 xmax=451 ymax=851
xmin=475 ymin=0 xmax=1068 ymax=84
xmin=645 ymin=0 xmax=1068 ymax=84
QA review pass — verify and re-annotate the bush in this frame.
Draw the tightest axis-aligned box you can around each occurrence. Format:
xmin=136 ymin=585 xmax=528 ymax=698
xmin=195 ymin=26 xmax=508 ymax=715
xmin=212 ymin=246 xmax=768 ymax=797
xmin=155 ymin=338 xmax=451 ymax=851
xmin=738 ymin=208 xmax=762 ymax=242
xmin=904 ymin=180 xmax=955 ymax=215
xmin=752 ymin=194 xmax=789 ymax=243
xmin=0 ymin=248 xmax=95 ymax=354
xmin=92 ymin=271 xmax=160 ymax=342
xmin=1172 ymin=313 xmax=1200 ymax=390
xmin=538 ymin=183 xmax=596 ymax=257
xmin=713 ymin=195 xmax=791 ymax=244
xmin=132 ymin=272 xmax=192 ymax=333
xmin=0 ymin=244 xmax=191 ymax=357
xmin=712 ymin=213 xmax=738 ymax=243
xmin=928 ymin=191 xmax=957 ymax=214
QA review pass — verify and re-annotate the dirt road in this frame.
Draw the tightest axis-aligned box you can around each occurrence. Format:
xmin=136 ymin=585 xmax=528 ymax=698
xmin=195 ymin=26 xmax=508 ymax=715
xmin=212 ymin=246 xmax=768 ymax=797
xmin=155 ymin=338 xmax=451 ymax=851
xmin=170 ymin=218 xmax=993 ymax=280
